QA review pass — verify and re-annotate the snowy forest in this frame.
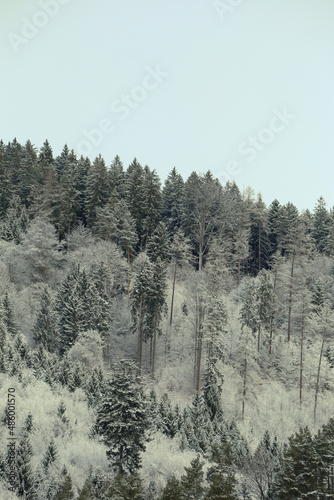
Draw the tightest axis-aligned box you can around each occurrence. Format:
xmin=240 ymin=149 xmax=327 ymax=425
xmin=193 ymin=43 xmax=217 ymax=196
xmin=0 ymin=138 xmax=334 ymax=499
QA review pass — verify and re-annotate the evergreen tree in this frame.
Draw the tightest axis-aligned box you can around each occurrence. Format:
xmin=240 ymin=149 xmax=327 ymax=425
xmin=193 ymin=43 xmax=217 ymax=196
xmin=96 ymin=360 xmax=149 ymax=474
xmin=108 ymin=472 xmax=144 ymax=499
xmin=0 ymin=195 xmax=29 ymax=243
xmin=16 ymin=432 xmax=36 ymax=499
xmin=161 ymin=167 xmax=185 ymax=236
xmin=141 ymin=166 xmax=162 ymax=248
xmin=272 ymin=427 xmax=318 ymax=499
xmin=109 ymin=155 xmax=125 ymax=198
xmin=53 ymin=467 xmax=75 ymax=500
xmin=312 ymin=196 xmax=330 ymax=254
xmin=160 ymin=475 xmax=182 ymax=500
xmin=205 ymin=443 xmax=237 ymax=500
xmin=42 ymin=439 xmax=58 ymax=471
xmin=125 ymin=158 xmax=145 ymax=247
xmin=85 ymin=154 xmax=110 ymax=226
xmin=77 ymin=479 xmax=94 ymax=500
xmin=33 ymin=286 xmax=58 ymax=352
xmin=2 ymin=292 xmax=19 ymax=337
xmin=180 ymin=455 xmax=206 ymax=499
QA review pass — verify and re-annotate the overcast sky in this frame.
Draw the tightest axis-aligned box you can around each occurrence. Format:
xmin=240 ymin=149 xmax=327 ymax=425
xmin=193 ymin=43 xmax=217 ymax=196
xmin=2 ymin=0 xmax=334 ymax=211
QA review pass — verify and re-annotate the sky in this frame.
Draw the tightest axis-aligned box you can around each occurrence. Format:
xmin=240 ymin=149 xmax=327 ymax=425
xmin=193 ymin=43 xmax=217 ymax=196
xmin=1 ymin=0 xmax=334 ymax=212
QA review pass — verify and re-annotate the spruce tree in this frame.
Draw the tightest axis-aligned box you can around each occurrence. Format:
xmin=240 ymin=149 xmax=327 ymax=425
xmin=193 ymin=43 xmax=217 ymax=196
xmin=161 ymin=167 xmax=185 ymax=236
xmin=180 ymin=455 xmax=206 ymax=499
xmin=96 ymin=360 xmax=149 ymax=474
xmin=160 ymin=475 xmax=182 ymax=500
xmin=33 ymin=286 xmax=58 ymax=352
xmin=54 ymin=467 xmax=75 ymax=500
xmin=16 ymin=432 xmax=36 ymax=499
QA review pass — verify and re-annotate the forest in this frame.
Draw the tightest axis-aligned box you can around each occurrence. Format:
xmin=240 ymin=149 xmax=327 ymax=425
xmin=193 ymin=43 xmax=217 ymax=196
xmin=0 ymin=138 xmax=333 ymax=499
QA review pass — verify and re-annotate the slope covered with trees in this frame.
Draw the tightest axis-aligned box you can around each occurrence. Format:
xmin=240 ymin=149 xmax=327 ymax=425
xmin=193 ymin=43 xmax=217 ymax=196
xmin=0 ymin=138 xmax=334 ymax=499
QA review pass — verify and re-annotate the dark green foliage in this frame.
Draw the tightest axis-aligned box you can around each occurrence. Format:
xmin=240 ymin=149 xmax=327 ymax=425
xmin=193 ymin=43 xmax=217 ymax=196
xmin=96 ymin=360 xmax=149 ymax=474
xmin=42 ymin=440 xmax=58 ymax=471
xmin=2 ymin=292 xmax=19 ymax=337
xmin=160 ymin=475 xmax=182 ymax=500
xmin=85 ymin=154 xmax=110 ymax=226
xmin=108 ymin=471 xmax=144 ymax=499
xmin=16 ymin=432 xmax=36 ymax=499
xmin=33 ymin=286 xmax=58 ymax=352
xmin=161 ymin=167 xmax=185 ymax=236
xmin=53 ymin=467 xmax=75 ymax=499
xmin=205 ymin=443 xmax=237 ymax=500
xmin=180 ymin=455 xmax=206 ymax=499
xmin=77 ymin=478 xmax=94 ymax=499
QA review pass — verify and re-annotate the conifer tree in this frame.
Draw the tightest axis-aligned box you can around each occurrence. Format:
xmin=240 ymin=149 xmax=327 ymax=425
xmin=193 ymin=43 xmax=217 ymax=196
xmin=109 ymin=155 xmax=125 ymax=198
xmin=180 ymin=455 xmax=206 ymax=499
xmin=161 ymin=167 xmax=185 ymax=236
xmin=108 ymin=472 xmax=144 ymax=499
xmin=53 ymin=467 xmax=75 ymax=500
xmin=33 ymin=286 xmax=58 ymax=352
xmin=96 ymin=360 xmax=149 ymax=474
xmin=85 ymin=154 xmax=110 ymax=226
xmin=160 ymin=475 xmax=182 ymax=500
xmin=16 ymin=431 xmax=36 ymax=499
xmin=125 ymin=158 xmax=145 ymax=246
xmin=141 ymin=166 xmax=162 ymax=248
xmin=312 ymin=196 xmax=330 ymax=254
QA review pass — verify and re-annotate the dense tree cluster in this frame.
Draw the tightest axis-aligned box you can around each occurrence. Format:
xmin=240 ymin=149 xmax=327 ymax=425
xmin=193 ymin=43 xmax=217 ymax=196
xmin=0 ymin=139 xmax=334 ymax=498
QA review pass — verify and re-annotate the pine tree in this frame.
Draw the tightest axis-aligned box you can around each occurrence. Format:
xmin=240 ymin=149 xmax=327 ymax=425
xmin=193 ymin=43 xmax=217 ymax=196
xmin=125 ymin=158 xmax=145 ymax=247
xmin=161 ymin=167 xmax=185 ymax=236
xmin=33 ymin=286 xmax=58 ymax=352
xmin=96 ymin=360 xmax=149 ymax=474
xmin=312 ymin=196 xmax=330 ymax=254
xmin=272 ymin=427 xmax=318 ymax=499
xmin=42 ymin=440 xmax=58 ymax=471
xmin=180 ymin=455 xmax=206 ymax=499
xmin=109 ymin=155 xmax=125 ymax=198
xmin=0 ymin=195 xmax=29 ymax=244
xmin=205 ymin=443 xmax=237 ymax=500
xmin=2 ymin=292 xmax=19 ymax=337
xmin=54 ymin=467 xmax=75 ymax=500
xmin=141 ymin=166 xmax=162 ymax=248
xmin=160 ymin=475 xmax=182 ymax=500
xmin=77 ymin=478 xmax=94 ymax=500
xmin=16 ymin=432 xmax=36 ymax=499
xmin=85 ymin=154 xmax=110 ymax=226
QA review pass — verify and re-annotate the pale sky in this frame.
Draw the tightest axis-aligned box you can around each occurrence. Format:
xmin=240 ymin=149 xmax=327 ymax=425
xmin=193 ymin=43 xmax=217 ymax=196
xmin=2 ymin=0 xmax=334 ymax=211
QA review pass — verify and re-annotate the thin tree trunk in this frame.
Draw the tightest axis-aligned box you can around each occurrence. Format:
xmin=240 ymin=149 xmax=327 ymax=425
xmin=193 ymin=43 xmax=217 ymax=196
xmin=136 ymin=296 xmax=143 ymax=377
xmin=196 ymin=303 xmax=204 ymax=393
xmin=152 ymin=317 xmax=157 ymax=378
xmin=237 ymin=258 xmax=240 ymax=286
xmin=257 ymin=324 xmax=261 ymax=353
xmin=242 ymin=358 xmax=247 ymax=420
xmin=314 ymin=336 xmax=325 ymax=422
xmin=258 ymin=223 xmax=261 ymax=272
xmin=287 ymin=251 xmax=295 ymax=342
xmin=170 ymin=259 xmax=177 ymax=327
xmin=300 ymin=305 xmax=305 ymax=409
xmin=127 ymin=246 xmax=130 ymax=300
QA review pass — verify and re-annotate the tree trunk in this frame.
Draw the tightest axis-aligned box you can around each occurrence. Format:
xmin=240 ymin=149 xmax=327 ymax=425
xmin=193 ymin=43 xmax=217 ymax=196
xmin=136 ymin=296 xmax=143 ymax=377
xmin=127 ymin=246 xmax=130 ymax=300
xmin=314 ymin=335 xmax=325 ymax=422
xmin=242 ymin=358 xmax=247 ymax=420
xmin=287 ymin=251 xmax=295 ymax=342
xmin=237 ymin=258 xmax=241 ymax=286
xmin=299 ymin=305 xmax=305 ymax=409
xmin=169 ymin=259 xmax=177 ymax=327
